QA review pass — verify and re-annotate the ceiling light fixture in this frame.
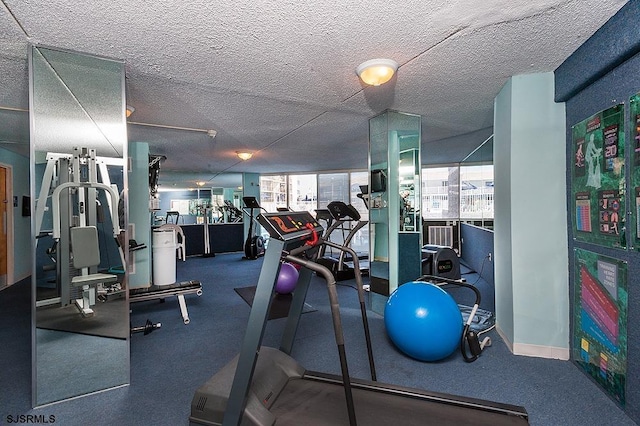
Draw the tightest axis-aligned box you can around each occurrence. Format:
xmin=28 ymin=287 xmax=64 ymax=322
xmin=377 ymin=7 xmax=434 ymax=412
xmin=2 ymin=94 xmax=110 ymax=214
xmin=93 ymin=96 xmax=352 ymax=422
xmin=126 ymin=105 xmax=135 ymax=118
xmin=236 ymin=151 xmax=253 ymax=161
xmin=356 ymin=58 xmax=398 ymax=86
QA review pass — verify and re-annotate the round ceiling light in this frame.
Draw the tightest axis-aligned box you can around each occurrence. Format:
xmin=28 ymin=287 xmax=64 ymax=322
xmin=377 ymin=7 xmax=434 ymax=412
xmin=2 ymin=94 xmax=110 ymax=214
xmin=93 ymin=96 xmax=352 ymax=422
xmin=356 ymin=58 xmax=398 ymax=86
xmin=236 ymin=151 xmax=253 ymax=161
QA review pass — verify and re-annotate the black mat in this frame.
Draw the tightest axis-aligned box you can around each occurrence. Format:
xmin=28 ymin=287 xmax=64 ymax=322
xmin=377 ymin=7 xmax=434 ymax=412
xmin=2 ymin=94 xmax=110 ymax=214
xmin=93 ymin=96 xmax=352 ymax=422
xmin=234 ymin=286 xmax=316 ymax=320
xmin=36 ymin=298 xmax=129 ymax=339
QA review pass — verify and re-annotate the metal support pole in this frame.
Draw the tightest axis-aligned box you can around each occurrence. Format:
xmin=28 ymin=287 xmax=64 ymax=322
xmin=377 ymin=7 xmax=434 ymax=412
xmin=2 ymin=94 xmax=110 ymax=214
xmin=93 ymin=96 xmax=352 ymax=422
xmin=223 ymin=239 xmax=284 ymax=426
xmin=279 ymin=265 xmax=313 ymax=355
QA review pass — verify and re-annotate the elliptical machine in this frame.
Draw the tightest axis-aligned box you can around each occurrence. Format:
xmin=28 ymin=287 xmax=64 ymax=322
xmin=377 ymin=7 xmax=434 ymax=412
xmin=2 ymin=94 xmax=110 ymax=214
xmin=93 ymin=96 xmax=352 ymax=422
xmin=242 ymin=196 xmax=265 ymax=260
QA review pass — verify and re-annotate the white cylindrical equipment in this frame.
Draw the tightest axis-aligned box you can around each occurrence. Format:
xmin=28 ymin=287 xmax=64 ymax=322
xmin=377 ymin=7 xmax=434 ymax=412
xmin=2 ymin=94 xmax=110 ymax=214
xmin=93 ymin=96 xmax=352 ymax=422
xmin=153 ymin=229 xmax=177 ymax=286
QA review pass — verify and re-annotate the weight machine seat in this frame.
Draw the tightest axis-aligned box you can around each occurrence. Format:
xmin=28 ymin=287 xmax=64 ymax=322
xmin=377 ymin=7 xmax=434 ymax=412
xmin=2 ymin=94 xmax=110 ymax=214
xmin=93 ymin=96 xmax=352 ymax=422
xmin=72 ymin=272 xmax=118 ymax=287
xmin=70 ymin=226 xmax=118 ymax=286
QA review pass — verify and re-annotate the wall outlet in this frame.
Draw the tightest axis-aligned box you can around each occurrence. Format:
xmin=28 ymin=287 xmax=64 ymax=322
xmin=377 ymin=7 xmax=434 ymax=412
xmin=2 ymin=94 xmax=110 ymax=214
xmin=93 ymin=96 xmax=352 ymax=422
xmin=488 ymin=252 xmax=492 ymax=262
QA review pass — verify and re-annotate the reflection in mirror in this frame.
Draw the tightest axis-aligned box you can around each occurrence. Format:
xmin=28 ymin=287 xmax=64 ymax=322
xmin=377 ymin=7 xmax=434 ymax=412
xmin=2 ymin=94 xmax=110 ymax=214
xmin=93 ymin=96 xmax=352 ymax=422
xmin=460 ymin=135 xmax=494 ymax=229
xmin=210 ymin=187 xmax=244 ymax=224
xmin=152 ymin=172 xmax=244 ymax=225
xmin=30 ymin=45 xmax=129 ymax=406
xmin=0 ymin=108 xmax=30 ymax=157
xmin=399 ymin=148 xmax=420 ymax=232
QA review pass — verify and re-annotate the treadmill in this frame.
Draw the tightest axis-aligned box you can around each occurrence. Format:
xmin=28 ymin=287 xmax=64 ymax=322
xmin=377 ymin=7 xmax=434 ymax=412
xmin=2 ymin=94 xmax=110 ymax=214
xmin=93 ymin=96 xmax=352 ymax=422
xmin=189 ymin=210 xmax=529 ymax=426
xmin=316 ymin=201 xmax=369 ymax=280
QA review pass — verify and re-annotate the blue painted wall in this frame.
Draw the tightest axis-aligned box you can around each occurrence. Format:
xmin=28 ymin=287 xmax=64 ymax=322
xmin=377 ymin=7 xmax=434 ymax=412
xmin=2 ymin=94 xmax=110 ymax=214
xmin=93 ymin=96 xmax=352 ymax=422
xmin=555 ymin=1 xmax=640 ymax=422
xmin=460 ymin=223 xmax=494 ymax=286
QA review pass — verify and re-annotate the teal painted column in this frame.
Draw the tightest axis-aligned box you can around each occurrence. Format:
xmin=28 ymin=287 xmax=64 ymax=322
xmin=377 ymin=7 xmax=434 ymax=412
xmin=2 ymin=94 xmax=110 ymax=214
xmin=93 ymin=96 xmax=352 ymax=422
xmin=128 ymin=142 xmax=152 ymax=289
xmin=368 ymin=110 xmax=422 ymax=314
xmin=493 ymin=72 xmax=569 ymax=359
xmin=223 ymin=188 xmax=235 ymax=201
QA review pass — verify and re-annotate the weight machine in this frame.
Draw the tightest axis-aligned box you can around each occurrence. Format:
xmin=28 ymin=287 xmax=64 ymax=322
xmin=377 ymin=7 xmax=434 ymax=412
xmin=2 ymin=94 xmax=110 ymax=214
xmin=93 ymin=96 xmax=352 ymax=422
xmin=35 ymin=147 xmax=123 ymax=316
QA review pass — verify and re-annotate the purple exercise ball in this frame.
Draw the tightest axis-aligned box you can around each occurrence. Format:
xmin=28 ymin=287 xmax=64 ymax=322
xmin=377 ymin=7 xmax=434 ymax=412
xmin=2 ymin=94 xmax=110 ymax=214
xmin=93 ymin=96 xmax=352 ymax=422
xmin=275 ymin=262 xmax=299 ymax=294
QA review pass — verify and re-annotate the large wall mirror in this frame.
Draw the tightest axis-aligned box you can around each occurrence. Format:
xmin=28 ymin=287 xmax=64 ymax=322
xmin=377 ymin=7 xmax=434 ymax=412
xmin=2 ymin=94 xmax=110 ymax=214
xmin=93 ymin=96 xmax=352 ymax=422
xmin=30 ymin=45 xmax=129 ymax=406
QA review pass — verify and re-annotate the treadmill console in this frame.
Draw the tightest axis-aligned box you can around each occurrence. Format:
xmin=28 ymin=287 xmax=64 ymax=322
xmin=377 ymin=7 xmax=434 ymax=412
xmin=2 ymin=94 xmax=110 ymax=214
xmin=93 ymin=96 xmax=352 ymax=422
xmin=327 ymin=201 xmax=361 ymax=221
xmin=242 ymin=196 xmax=261 ymax=209
xmin=257 ymin=211 xmax=324 ymax=245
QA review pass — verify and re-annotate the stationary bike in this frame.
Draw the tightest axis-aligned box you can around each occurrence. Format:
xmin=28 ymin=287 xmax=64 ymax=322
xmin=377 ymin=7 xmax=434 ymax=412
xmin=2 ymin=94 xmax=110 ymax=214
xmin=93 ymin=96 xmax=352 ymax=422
xmin=242 ymin=196 xmax=265 ymax=260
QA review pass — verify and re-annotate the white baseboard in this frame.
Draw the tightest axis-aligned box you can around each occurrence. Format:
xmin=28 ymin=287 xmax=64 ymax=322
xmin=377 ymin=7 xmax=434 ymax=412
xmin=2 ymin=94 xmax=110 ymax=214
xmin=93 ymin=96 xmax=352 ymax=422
xmin=496 ymin=325 xmax=514 ymax=352
xmin=496 ymin=325 xmax=570 ymax=360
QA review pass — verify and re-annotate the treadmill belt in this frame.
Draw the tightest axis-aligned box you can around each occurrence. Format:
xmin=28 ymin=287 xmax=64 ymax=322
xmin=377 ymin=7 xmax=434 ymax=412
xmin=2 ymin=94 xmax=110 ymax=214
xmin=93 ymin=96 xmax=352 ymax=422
xmin=271 ymin=378 xmax=528 ymax=425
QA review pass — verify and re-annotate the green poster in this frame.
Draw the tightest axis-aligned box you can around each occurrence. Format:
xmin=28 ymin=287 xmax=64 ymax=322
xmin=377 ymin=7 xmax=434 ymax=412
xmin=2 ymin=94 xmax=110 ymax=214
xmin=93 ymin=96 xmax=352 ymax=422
xmin=571 ymin=104 xmax=625 ymax=248
xmin=630 ymin=93 xmax=640 ymax=250
xmin=573 ymin=248 xmax=628 ymax=406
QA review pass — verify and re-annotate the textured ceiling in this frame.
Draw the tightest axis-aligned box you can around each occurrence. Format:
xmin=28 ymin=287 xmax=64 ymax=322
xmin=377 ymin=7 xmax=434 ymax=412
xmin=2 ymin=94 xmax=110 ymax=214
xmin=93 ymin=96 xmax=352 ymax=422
xmin=0 ymin=0 xmax=628 ymax=188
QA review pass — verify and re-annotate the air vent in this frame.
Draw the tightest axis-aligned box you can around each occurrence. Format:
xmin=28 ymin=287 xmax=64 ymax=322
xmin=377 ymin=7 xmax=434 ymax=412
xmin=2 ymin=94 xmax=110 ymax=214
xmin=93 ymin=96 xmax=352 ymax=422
xmin=428 ymin=226 xmax=453 ymax=247
xmin=195 ymin=396 xmax=207 ymax=411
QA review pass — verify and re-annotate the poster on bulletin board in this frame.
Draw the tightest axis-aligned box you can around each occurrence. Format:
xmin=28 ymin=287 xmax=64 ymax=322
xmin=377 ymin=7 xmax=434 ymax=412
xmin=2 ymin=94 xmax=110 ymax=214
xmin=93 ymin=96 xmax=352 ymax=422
xmin=629 ymin=93 xmax=640 ymax=250
xmin=573 ymin=248 xmax=628 ymax=406
xmin=571 ymin=104 xmax=625 ymax=249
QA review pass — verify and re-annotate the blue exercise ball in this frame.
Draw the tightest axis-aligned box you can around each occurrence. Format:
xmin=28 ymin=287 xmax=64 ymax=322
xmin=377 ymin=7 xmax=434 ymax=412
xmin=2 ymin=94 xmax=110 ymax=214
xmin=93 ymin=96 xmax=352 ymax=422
xmin=275 ymin=262 xmax=299 ymax=294
xmin=384 ymin=281 xmax=463 ymax=362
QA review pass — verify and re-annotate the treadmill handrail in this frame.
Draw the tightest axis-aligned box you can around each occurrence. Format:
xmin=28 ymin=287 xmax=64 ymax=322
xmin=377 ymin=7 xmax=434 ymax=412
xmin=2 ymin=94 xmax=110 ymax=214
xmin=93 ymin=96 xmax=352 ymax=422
xmin=52 ymin=181 xmax=121 ymax=239
xmin=282 ymin=253 xmax=357 ymax=425
xmin=322 ymin=239 xmax=376 ymax=381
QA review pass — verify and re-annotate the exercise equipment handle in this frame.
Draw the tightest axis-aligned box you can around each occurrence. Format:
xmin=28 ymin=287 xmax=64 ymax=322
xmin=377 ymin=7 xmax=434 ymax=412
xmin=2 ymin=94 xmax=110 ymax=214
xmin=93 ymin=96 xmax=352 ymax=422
xmin=52 ymin=181 xmax=121 ymax=239
xmin=323 ymin=240 xmax=377 ymax=382
xmin=283 ymin=254 xmax=358 ymax=426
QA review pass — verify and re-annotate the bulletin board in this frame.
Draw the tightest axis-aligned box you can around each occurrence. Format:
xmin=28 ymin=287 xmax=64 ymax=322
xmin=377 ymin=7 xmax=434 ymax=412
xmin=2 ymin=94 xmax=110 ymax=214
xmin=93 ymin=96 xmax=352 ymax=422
xmin=573 ymin=248 xmax=628 ymax=406
xmin=630 ymin=93 xmax=640 ymax=250
xmin=571 ymin=104 xmax=625 ymax=249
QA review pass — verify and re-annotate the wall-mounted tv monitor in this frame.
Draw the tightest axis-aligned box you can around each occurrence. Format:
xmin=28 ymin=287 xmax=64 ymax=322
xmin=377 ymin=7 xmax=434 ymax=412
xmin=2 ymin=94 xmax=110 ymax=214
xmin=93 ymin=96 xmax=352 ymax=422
xmin=371 ymin=169 xmax=387 ymax=193
xmin=22 ymin=196 xmax=30 ymax=217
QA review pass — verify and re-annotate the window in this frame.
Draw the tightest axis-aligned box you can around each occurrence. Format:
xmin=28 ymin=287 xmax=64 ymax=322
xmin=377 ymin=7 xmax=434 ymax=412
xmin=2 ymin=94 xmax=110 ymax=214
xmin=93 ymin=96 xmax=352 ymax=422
xmin=259 ymin=171 xmax=370 ymax=257
xmin=259 ymin=175 xmax=287 ymax=212
xmin=318 ymin=173 xmax=349 ymax=209
xmin=460 ymin=164 xmax=494 ymax=220
xmin=421 ymin=165 xmax=494 ymax=221
xmin=422 ymin=167 xmax=459 ymax=219
xmin=349 ymin=172 xmax=369 ymax=255
xmin=288 ymin=174 xmax=317 ymax=213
